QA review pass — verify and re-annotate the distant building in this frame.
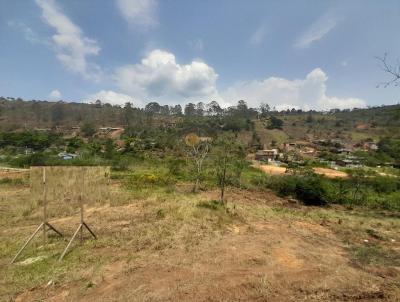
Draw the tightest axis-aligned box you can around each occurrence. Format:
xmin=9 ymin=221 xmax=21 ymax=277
xmin=363 ymin=142 xmax=378 ymax=151
xmin=57 ymin=152 xmax=78 ymax=160
xmin=283 ymin=142 xmax=296 ymax=151
xmin=335 ymin=158 xmax=361 ymax=167
xmin=99 ymin=127 xmax=124 ymax=134
xmin=255 ymin=149 xmax=279 ymax=162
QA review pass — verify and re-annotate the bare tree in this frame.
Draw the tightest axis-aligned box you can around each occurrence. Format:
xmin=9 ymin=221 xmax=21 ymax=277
xmin=376 ymin=53 xmax=400 ymax=87
xmin=185 ymin=133 xmax=210 ymax=192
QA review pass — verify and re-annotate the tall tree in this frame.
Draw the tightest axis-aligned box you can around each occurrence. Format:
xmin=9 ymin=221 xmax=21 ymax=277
xmin=171 ymin=104 xmax=183 ymax=116
xmin=123 ymin=102 xmax=134 ymax=126
xmin=207 ymin=101 xmax=223 ymax=116
xmin=184 ymin=103 xmax=196 ymax=116
xmin=259 ymin=102 xmax=270 ymax=118
xmin=145 ymin=102 xmax=161 ymax=115
xmin=196 ymin=102 xmax=205 ymax=116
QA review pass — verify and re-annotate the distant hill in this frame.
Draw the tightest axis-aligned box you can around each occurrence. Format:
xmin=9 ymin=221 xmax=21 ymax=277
xmin=0 ymin=97 xmax=399 ymax=147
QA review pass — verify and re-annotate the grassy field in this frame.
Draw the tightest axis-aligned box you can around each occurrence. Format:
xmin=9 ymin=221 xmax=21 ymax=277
xmin=0 ymin=168 xmax=400 ymax=301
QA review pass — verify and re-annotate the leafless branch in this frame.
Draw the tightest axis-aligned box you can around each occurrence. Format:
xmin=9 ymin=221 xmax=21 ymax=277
xmin=376 ymin=53 xmax=400 ymax=88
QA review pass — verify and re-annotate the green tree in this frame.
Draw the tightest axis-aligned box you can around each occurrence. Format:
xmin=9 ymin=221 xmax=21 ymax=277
xmin=267 ymin=116 xmax=283 ymax=129
xmin=104 ymin=139 xmax=115 ymax=159
xmin=212 ymin=134 xmax=246 ymax=204
xmin=259 ymin=102 xmax=270 ymax=118
xmin=81 ymin=122 xmax=96 ymax=137
xmin=184 ymin=103 xmax=196 ymax=116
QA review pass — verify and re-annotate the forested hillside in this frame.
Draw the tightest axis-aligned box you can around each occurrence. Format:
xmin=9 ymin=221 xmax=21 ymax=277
xmin=1 ymin=97 xmax=399 ymax=142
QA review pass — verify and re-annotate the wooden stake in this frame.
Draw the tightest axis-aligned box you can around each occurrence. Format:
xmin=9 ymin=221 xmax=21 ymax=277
xmin=59 ymin=167 xmax=96 ymax=261
xmin=43 ymin=167 xmax=47 ymax=245
xmin=11 ymin=167 xmax=63 ymax=264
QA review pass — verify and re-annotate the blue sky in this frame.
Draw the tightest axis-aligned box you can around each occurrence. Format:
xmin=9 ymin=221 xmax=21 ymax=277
xmin=1 ymin=0 xmax=400 ymax=110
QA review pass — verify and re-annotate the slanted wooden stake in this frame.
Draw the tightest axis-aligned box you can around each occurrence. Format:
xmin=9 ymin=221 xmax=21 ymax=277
xmin=11 ymin=167 xmax=63 ymax=264
xmin=59 ymin=167 xmax=97 ymax=261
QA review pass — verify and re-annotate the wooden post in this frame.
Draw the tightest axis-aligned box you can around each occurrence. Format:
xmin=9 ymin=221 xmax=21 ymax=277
xmin=80 ymin=168 xmax=85 ymax=244
xmin=59 ymin=167 xmax=96 ymax=261
xmin=11 ymin=166 xmax=63 ymax=264
xmin=42 ymin=167 xmax=47 ymax=245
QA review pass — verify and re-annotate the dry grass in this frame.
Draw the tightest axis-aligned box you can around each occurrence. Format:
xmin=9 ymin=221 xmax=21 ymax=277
xmin=255 ymin=163 xmax=348 ymax=179
xmin=0 ymin=171 xmax=399 ymax=301
xmin=313 ymin=167 xmax=348 ymax=178
xmin=29 ymin=166 xmax=111 ymax=218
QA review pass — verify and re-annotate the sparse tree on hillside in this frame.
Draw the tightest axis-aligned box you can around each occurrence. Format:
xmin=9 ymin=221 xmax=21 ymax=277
xmin=145 ymin=102 xmax=161 ymax=115
xmin=95 ymin=100 xmax=102 ymax=108
xmin=259 ymin=102 xmax=270 ymax=118
xmin=196 ymin=102 xmax=205 ymax=116
xmin=212 ymin=134 xmax=246 ymax=204
xmin=123 ymin=102 xmax=134 ymax=126
xmin=185 ymin=133 xmax=210 ymax=192
xmin=171 ymin=104 xmax=182 ymax=116
xmin=184 ymin=103 xmax=196 ymax=116
xmin=160 ymin=105 xmax=170 ymax=116
xmin=266 ymin=116 xmax=283 ymax=129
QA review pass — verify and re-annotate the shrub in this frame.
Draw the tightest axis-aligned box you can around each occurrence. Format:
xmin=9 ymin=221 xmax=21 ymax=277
xmin=266 ymin=174 xmax=327 ymax=206
xmin=365 ymin=175 xmax=399 ymax=193
xmin=267 ymin=175 xmax=297 ymax=197
xmin=166 ymin=157 xmax=185 ymax=176
xmin=294 ymin=175 xmax=327 ymax=206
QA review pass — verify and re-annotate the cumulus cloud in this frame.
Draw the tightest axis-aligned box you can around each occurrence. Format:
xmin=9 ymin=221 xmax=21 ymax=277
xmin=87 ymin=90 xmax=134 ymax=106
xmin=116 ymin=0 xmax=157 ymax=28
xmin=49 ymin=89 xmax=61 ymax=100
xmin=250 ymin=25 xmax=267 ymax=45
xmin=113 ymin=49 xmax=219 ymax=105
xmin=294 ymin=15 xmax=337 ymax=48
xmin=87 ymin=49 xmax=363 ymax=110
xmin=222 ymin=68 xmax=366 ymax=110
xmin=35 ymin=0 xmax=102 ymax=81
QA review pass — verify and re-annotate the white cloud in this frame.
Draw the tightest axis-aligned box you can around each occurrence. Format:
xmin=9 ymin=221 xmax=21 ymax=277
xmin=87 ymin=90 xmax=134 ymax=106
xmin=7 ymin=20 xmax=48 ymax=45
xmin=49 ymin=89 xmax=61 ymax=100
xmin=250 ymin=25 xmax=267 ymax=45
xmin=221 ymin=68 xmax=366 ymax=110
xmin=116 ymin=0 xmax=157 ymax=28
xmin=108 ymin=50 xmax=364 ymax=110
xmin=294 ymin=15 xmax=337 ymax=48
xmin=113 ymin=49 xmax=219 ymax=105
xmin=35 ymin=0 xmax=102 ymax=81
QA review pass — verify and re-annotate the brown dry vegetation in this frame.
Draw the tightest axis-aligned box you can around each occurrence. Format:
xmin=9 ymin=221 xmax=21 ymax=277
xmin=255 ymin=163 xmax=348 ymax=179
xmin=0 ymin=172 xmax=399 ymax=302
